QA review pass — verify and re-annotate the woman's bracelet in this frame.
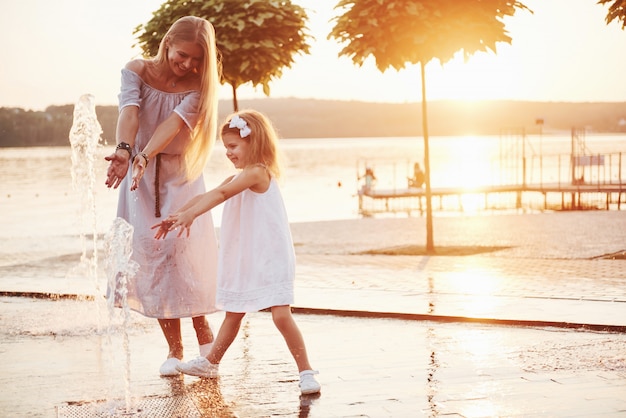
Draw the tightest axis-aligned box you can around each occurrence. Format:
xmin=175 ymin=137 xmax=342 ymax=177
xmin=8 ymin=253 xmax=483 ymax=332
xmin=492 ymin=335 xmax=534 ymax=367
xmin=115 ymin=141 xmax=132 ymax=158
xmin=135 ymin=152 xmax=149 ymax=167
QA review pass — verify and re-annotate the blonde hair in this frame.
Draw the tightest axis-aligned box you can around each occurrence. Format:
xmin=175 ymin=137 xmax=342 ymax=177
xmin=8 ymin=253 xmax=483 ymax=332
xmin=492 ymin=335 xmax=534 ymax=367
xmin=221 ymin=109 xmax=283 ymax=179
xmin=155 ymin=16 xmax=220 ymax=180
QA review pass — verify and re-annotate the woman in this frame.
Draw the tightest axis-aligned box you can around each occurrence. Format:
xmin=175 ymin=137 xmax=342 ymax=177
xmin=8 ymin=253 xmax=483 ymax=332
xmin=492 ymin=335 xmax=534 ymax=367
xmin=104 ymin=16 xmax=220 ymax=376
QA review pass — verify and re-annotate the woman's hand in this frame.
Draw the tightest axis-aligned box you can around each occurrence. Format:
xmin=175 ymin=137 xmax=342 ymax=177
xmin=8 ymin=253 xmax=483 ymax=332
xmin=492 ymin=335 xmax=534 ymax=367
xmin=104 ymin=152 xmax=130 ymax=189
xmin=130 ymin=153 xmax=148 ymax=191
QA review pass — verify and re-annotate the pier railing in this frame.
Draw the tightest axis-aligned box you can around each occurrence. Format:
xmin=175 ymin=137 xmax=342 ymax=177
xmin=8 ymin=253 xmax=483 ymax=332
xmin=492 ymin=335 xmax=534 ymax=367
xmin=357 ymin=150 xmax=626 ymax=216
xmin=522 ymin=151 xmax=625 ymax=188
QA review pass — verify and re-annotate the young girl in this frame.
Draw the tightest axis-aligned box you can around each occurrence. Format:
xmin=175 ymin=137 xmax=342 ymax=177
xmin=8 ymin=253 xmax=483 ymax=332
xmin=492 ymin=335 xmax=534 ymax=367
xmin=152 ymin=110 xmax=321 ymax=395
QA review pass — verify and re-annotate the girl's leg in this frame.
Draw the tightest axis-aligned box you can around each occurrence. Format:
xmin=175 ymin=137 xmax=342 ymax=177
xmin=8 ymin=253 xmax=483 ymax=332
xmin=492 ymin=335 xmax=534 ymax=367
xmin=158 ymin=318 xmax=183 ymax=359
xmin=271 ymin=306 xmax=313 ymax=372
xmin=176 ymin=312 xmax=245 ymax=378
xmin=192 ymin=315 xmax=214 ymax=345
xmin=206 ymin=312 xmax=245 ymax=364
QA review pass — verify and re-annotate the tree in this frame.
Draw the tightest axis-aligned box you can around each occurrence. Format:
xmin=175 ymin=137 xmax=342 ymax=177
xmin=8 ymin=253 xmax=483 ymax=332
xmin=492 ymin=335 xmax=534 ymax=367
xmin=599 ymin=0 xmax=626 ymax=29
xmin=329 ymin=0 xmax=530 ymax=253
xmin=134 ymin=0 xmax=312 ymax=111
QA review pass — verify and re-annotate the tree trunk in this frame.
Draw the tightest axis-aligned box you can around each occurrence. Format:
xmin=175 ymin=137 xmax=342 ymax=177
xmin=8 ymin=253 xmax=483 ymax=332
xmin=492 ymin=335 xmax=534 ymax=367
xmin=420 ymin=61 xmax=435 ymax=253
xmin=231 ymin=84 xmax=239 ymax=112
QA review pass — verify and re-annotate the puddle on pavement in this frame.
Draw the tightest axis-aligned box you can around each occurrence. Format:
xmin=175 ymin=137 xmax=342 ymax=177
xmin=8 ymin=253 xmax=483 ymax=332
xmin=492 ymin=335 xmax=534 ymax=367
xmin=2 ymin=297 xmax=626 ymax=417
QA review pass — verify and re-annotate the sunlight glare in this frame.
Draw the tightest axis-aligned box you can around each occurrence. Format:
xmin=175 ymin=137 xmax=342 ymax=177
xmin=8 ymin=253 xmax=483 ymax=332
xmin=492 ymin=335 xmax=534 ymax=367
xmin=447 ymin=268 xmax=501 ymax=318
xmin=461 ymin=398 xmax=499 ymax=418
xmin=460 ymin=193 xmax=486 ymax=212
xmin=425 ymin=50 xmax=521 ymax=102
xmin=436 ymin=136 xmax=494 ymax=188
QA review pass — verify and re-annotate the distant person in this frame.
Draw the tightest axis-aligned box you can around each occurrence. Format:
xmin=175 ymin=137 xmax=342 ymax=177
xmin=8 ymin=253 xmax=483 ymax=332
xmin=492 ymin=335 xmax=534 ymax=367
xmin=152 ymin=109 xmax=321 ymax=395
xmin=103 ymin=16 xmax=220 ymax=376
xmin=359 ymin=166 xmax=377 ymax=193
xmin=573 ymin=172 xmax=585 ymax=185
xmin=408 ymin=162 xmax=425 ymax=188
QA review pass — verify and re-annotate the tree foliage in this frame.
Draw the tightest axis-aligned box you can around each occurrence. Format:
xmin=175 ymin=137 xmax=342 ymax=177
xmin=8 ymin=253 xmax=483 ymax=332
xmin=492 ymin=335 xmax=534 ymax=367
xmin=599 ymin=0 xmax=626 ymax=29
xmin=134 ymin=0 xmax=312 ymax=110
xmin=329 ymin=0 xmax=530 ymax=72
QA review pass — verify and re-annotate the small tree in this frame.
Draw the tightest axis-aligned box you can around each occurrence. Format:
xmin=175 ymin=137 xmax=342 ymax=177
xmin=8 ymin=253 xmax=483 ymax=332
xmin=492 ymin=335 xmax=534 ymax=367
xmin=134 ymin=0 xmax=312 ymax=111
xmin=329 ymin=0 xmax=530 ymax=253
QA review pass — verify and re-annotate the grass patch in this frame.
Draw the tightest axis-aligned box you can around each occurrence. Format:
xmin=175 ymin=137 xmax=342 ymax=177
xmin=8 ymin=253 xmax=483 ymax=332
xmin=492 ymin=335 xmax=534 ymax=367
xmin=357 ymin=245 xmax=510 ymax=256
xmin=593 ymin=250 xmax=626 ymax=260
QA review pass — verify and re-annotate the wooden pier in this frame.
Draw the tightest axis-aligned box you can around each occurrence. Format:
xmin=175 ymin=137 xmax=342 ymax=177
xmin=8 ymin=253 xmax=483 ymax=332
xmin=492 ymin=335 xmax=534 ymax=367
xmin=358 ymin=183 xmax=626 ymax=216
xmin=358 ymin=128 xmax=626 ymax=216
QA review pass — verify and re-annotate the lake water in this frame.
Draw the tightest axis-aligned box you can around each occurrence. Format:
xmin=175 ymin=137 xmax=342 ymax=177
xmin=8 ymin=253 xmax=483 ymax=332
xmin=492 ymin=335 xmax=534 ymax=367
xmin=2 ymin=134 xmax=626 ymax=234
xmin=1 ymin=133 xmax=625 ymax=264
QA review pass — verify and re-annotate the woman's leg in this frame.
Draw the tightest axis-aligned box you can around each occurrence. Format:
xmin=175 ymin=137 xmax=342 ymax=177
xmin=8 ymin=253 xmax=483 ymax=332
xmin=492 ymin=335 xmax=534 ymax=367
xmin=271 ymin=306 xmax=313 ymax=372
xmin=192 ymin=315 xmax=214 ymax=346
xmin=206 ymin=312 xmax=245 ymax=364
xmin=158 ymin=318 xmax=183 ymax=359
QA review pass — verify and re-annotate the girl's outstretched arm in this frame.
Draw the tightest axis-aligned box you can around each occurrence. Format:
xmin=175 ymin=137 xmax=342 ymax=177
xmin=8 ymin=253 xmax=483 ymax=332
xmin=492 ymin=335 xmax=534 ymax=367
xmin=152 ymin=165 xmax=270 ymax=238
xmin=175 ymin=175 xmax=235 ymax=214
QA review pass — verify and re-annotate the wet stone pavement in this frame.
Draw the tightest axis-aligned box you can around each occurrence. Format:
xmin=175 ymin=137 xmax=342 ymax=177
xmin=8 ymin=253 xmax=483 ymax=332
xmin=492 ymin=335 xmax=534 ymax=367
xmin=1 ymin=211 xmax=626 ymax=417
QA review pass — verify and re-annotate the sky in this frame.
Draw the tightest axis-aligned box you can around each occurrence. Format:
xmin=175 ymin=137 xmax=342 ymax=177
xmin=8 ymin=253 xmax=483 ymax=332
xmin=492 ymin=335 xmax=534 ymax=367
xmin=1 ymin=0 xmax=625 ymax=111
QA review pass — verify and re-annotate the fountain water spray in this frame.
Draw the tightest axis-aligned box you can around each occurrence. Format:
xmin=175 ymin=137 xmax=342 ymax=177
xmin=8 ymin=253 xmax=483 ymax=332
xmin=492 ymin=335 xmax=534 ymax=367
xmin=104 ymin=217 xmax=139 ymax=414
xmin=69 ymin=94 xmax=139 ymax=415
xmin=69 ymin=93 xmax=103 ymax=293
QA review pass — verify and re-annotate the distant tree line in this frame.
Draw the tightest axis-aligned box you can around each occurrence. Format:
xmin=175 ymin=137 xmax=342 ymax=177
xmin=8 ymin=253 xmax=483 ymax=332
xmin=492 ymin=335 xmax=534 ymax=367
xmin=0 ymin=105 xmax=117 ymax=147
xmin=2 ymin=99 xmax=626 ymax=147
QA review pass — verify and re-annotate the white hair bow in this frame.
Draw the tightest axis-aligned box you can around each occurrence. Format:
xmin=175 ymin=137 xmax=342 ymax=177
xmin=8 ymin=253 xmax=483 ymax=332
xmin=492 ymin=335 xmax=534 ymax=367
xmin=229 ymin=115 xmax=251 ymax=138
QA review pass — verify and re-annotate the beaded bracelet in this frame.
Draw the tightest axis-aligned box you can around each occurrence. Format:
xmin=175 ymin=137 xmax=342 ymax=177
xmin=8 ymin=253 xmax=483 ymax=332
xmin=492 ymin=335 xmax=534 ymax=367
xmin=115 ymin=142 xmax=132 ymax=158
xmin=137 ymin=152 xmax=149 ymax=167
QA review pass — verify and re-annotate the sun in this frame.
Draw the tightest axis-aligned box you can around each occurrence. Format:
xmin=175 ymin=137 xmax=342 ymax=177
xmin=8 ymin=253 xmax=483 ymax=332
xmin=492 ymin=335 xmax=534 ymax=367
xmin=425 ymin=49 xmax=521 ymax=102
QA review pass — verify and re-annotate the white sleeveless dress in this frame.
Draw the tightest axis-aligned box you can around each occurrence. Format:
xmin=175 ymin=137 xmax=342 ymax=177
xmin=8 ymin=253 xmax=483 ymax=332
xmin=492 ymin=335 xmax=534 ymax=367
xmin=111 ymin=68 xmax=218 ymax=319
xmin=217 ymin=176 xmax=295 ymax=312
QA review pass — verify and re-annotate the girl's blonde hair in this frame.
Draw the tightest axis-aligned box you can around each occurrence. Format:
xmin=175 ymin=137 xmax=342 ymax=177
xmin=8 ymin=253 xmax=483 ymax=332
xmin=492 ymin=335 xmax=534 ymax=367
xmin=155 ymin=16 xmax=220 ymax=180
xmin=221 ymin=109 xmax=283 ymax=179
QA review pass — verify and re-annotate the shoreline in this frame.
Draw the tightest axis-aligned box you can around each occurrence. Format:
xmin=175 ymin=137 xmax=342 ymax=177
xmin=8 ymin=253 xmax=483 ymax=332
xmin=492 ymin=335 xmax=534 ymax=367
xmin=289 ymin=210 xmax=626 ymax=259
xmin=2 ymin=209 xmax=625 ymax=261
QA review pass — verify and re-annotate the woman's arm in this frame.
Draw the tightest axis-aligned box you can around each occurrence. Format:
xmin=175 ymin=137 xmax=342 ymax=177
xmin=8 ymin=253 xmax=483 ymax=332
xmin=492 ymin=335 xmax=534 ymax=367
xmin=116 ymin=105 xmax=140 ymax=148
xmin=141 ymin=113 xmax=185 ymax=159
xmin=130 ymin=112 xmax=186 ymax=190
xmin=104 ymin=105 xmax=140 ymax=189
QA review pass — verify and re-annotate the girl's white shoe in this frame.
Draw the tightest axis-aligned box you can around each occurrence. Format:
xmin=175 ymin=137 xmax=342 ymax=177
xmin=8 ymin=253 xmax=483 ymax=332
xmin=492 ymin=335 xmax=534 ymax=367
xmin=299 ymin=370 xmax=321 ymax=395
xmin=176 ymin=356 xmax=219 ymax=378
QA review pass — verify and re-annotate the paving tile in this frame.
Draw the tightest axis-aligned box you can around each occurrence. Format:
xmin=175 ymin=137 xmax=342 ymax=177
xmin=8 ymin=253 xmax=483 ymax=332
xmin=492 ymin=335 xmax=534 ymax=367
xmin=2 ymin=213 xmax=626 ymax=416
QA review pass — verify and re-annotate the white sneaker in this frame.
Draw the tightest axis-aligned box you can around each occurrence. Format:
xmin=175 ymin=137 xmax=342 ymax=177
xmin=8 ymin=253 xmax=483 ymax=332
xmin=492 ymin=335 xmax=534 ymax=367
xmin=299 ymin=370 xmax=321 ymax=395
xmin=176 ymin=356 xmax=219 ymax=378
xmin=159 ymin=358 xmax=182 ymax=376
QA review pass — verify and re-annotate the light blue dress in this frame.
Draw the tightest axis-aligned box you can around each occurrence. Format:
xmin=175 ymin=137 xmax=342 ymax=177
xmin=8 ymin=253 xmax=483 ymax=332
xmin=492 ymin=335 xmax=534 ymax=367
xmin=112 ymin=68 xmax=218 ymax=318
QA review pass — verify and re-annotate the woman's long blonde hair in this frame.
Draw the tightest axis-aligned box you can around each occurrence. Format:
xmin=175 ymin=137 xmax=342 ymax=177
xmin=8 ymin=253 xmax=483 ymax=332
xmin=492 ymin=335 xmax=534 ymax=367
xmin=154 ymin=16 xmax=220 ymax=180
xmin=221 ymin=109 xmax=284 ymax=179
